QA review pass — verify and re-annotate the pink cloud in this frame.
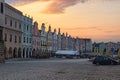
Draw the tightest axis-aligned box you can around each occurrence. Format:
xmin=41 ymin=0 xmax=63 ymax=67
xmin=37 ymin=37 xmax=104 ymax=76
xmin=7 ymin=0 xmax=118 ymax=14
xmin=7 ymin=0 xmax=50 ymax=6
xmin=7 ymin=0 xmax=88 ymax=14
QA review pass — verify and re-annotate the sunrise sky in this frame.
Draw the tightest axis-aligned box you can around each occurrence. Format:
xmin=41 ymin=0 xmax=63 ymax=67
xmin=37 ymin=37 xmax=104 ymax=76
xmin=5 ymin=0 xmax=120 ymax=42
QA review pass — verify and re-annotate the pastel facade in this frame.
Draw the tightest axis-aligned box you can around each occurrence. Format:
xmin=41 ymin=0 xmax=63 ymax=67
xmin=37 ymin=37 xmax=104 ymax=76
xmin=93 ymin=42 xmax=120 ymax=56
xmin=118 ymin=48 xmax=120 ymax=56
xmin=67 ymin=36 xmax=73 ymax=50
xmin=47 ymin=25 xmax=53 ymax=54
xmin=57 ymin=28 xmax=61 ymax=50
xmin=0 ymin=1 xmax=94 ymax=59
xmin=3 ymin=3 xmax=23 ymax=58
xmin=79 ymin=39 xmax=86 ymax=54
xmin=85 ymin=39 xmax=92 ymax=53
xmin=79 ymin=39 xmax=92 ymax=54
xmin=40 ymin=23 xmax=47 ymax=54
xmin=32 ymin=22 xmax=41 ymax=56
xmin=65 ymin=33 xmax=68 ymax=50
xmin=75 ymin=37 xmax=80 ymax=52
xmin=52 ymin=29 xmax=57 ymax=52
xmin=92 ymin=43 xmax=105 ymax=56
xmin=61 ymin=33 xmax=66 ymax=50
xmin=99 ymin=43 xmax=106 ymax=55
xmin=22 ymin=15 xmax=33 ymax=58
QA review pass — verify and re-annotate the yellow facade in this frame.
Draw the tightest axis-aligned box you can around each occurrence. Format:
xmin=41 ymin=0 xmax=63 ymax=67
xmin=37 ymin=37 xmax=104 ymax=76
xmin=106 ymin=48 xmax=111 ymax=56
xmin=93 ymin=47 xmax=99 ymax=56
xmin=118 ymin=48 xmax=120 ymax=56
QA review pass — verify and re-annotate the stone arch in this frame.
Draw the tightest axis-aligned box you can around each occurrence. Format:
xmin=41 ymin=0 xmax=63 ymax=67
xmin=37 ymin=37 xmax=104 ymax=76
xmin=32 ymin=49 xmax=36 ymax=57
xmin=103 ymin=48 xmax=106 ymax=55
xmin=4 ymin=47 xmax=7 ymax=59
xmin=13 ymin=47 xmax=17 ymax=58
xmin=18 ymin=48 xmax=21 ymax=58
xmin=26 ymin=48 xmax=29 ymax=58
xmin=9 ymin=47 xmax=12 ymax=58
xmin=23 ymin=48 xmax=26 ymax=58
xmin=29 ymin=48 xmax=32 ymax=58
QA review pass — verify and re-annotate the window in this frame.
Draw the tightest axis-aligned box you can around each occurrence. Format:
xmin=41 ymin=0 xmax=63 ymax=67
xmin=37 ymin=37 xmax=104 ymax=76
xmin=10 ymin=19 xmax=12 ymax=26
xmin=32 ymin=41 xmax=34 ymax=45
xmin=19 ymin=23 xmax=21 ymax=29
xmin=19 ymin=36 xmax=21 ymax=43
xmin=4 ymin=33 xmax=7 ymax=41
xmin=24 ymin=37 xmax=25 ymax=43
xmin=5 ymin=17 xmax=7 ymax=24
xmin=27 ymin=25 xmax=29 ymax=31
xmin=15 ymin=21 xmax=17 ymax=28
xmin=10 ymin=34 xmax=12 ymax=42
xmin=24 ymin=24 xmax=25 ymax=31
xmin=29 ymin=38 xmax=31 ymax=43
xmin=27 ymin=37 xmax=28 ymax=43
xmin=1 ymin=3 xmax=3 ymax=13
xmin=15 ymin=36 xmax=17 ymax=43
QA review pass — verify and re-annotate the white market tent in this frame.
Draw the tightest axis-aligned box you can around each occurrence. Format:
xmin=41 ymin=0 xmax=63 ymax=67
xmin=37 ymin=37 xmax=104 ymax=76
xmin=55 ymin=50 xmax=79 ymax=56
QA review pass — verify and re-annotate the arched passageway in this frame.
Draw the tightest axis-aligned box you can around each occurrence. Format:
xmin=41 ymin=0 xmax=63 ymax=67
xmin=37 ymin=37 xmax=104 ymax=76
xmin=32 ymin=49 xmax=36 ymax=57
xmin=23 ymin=48 xmax=26 ymax=58
xmin=29 ymin=48 xmax=32 ymax=57
xmin=13 ymin=47 xmax=17 ymax=58
xmin=26 ymin=48 xmax=29 ymax=58
xmin=18 ymin=48 xmax=21 ymax=58
xmin=4 ymin=47 xmax=7 ymax=59
xmin=9 ymin=47 xmax=12 ymax=58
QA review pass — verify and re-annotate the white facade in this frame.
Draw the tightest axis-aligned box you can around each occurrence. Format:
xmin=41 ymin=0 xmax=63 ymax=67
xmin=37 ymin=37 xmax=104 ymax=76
xmin=3 ymin=3 xmax=23 ymax=58
xmin=57 ymin=28 xmax=61 ymax=50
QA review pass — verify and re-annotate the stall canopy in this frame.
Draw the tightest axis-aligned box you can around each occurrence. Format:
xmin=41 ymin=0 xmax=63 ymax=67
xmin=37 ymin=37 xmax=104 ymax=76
xmin=55 ymin=50 xmax=79 ymax=56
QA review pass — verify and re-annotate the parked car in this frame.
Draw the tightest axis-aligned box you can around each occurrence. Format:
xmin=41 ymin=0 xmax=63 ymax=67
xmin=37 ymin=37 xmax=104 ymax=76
xmin=93 ymin=55 xmax=119 ymax=65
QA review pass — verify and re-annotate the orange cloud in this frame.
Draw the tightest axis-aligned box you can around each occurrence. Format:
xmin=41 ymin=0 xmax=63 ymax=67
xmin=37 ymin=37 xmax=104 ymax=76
xmin=7 ymin=0 xmax=118 ymax=14
xmin=42 ymin=0 xmax=88 ymax=14
xmin=7 ymin=0 xmax=88 ymax=14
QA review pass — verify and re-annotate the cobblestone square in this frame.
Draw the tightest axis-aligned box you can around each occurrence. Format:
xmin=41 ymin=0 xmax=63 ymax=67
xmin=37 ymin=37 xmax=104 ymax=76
xmin=0 ymin=58 xmax=120 ymax=80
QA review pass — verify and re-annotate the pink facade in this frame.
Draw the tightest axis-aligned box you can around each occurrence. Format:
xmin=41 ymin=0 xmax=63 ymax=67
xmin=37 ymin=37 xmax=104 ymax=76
xmin=61 ymin=33 xmax=66 ymax=50
xmin=32 ymin=22 xmax=40 ymax=55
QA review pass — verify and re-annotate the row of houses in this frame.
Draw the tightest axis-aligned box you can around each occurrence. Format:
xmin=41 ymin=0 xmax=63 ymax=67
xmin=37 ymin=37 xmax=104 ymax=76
xmin=0 ymin=0 xmax=92 ymax=61
xmin=32 ymin=22 xmax=92 ymax=58
xmin=93 ymin=42 xmax=120 ymax=56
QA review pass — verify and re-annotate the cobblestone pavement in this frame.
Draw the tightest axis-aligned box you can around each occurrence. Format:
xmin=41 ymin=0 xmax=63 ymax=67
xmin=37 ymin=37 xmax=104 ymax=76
xmin=0 ymin=58 xmax=120 ymax=80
